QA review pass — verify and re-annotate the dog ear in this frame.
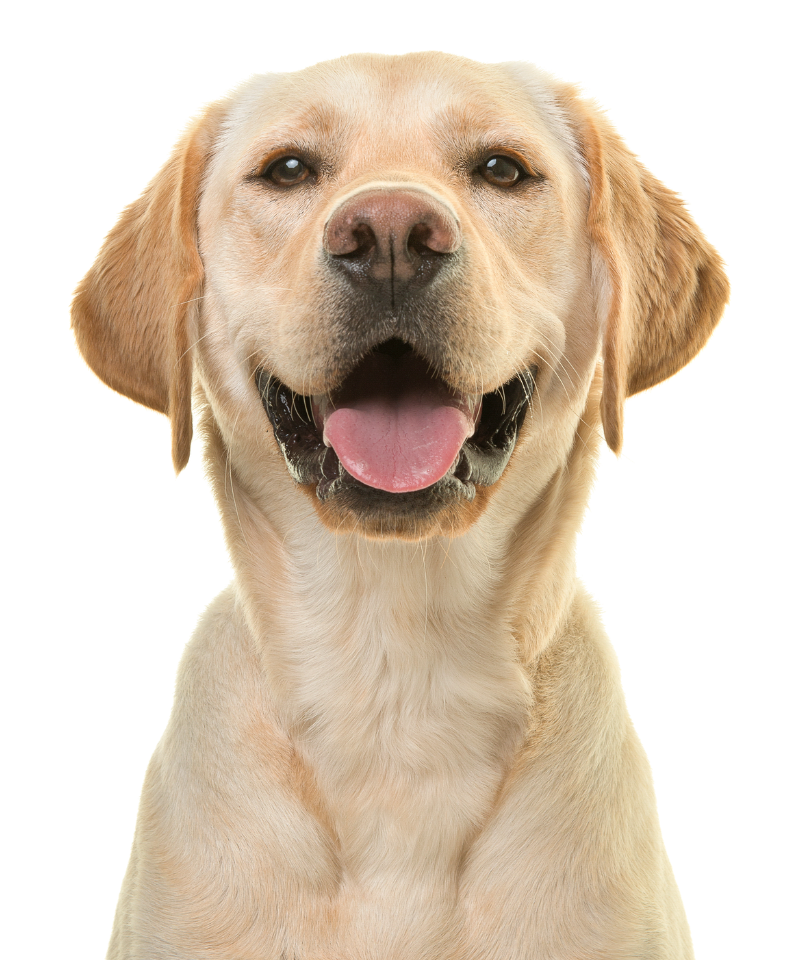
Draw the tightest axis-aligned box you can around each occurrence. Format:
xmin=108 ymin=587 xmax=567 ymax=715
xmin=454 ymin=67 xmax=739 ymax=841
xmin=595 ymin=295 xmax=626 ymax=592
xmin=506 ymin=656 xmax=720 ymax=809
xmin=72 ymin=101 xmax=227 ymax=472
xmin=560 ymin=89 xmax=729 ymax=453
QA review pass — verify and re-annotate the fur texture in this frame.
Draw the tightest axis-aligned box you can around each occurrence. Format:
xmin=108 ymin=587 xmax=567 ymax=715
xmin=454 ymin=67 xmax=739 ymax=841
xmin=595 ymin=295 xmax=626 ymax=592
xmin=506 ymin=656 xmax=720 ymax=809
xmin=73 ymin=53 xmax=728 ymax=959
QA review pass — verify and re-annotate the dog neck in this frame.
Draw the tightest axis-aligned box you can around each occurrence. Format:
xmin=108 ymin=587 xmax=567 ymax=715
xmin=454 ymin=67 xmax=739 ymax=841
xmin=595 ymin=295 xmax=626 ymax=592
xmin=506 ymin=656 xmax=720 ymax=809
xmin=200 ymin=382 xmax=600 ymax=882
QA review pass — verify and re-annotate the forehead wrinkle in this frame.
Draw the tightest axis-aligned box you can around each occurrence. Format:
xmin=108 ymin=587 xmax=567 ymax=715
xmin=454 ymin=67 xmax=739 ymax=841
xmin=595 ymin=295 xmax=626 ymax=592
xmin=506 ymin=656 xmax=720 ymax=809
xmin=429 ymin=111 xmax=540 ymax=159
xmin=222 ymin=68 xmax=369 ymax=156
xmin=238 ymin=119 xmax=354 ymax=173
xmin=219 ymin=56 xmax=582 ymax=191
xmin=356 ymin=69 xmax=573 ymax=178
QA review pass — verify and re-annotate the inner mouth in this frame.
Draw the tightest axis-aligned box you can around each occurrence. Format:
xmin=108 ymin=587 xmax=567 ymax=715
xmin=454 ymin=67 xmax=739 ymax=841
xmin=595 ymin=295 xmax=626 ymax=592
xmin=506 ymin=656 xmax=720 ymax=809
xmin=256 ymin=339 xmax=535 ymax=504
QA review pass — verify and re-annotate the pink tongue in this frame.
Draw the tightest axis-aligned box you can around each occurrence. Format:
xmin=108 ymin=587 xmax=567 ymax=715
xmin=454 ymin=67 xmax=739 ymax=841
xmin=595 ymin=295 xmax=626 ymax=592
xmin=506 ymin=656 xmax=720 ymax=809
xmin=322 ymin=355 xmax=475 ymax=493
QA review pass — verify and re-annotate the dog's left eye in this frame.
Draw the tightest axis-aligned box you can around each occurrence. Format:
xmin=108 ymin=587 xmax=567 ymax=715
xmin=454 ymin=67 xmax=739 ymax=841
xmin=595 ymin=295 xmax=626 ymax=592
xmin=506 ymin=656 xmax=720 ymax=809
xmin=263 ymin=156 xmax=313 ymax=186
xmin=479 ymin=155 xmax=527 ymax=187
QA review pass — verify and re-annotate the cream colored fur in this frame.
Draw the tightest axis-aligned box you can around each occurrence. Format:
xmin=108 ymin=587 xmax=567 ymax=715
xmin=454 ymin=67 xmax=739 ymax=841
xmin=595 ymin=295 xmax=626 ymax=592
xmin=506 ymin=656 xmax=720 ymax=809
xmin=72 ymin=53 xmax=728 ymax=960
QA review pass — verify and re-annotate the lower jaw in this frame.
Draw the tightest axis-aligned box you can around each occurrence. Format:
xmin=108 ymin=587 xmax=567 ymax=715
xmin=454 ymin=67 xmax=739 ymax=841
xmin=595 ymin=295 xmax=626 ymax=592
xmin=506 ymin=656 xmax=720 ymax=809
xmin=279 ymin=442 xmax=516 ymax=543
xmin=315 ymin=435 xmax=515 ymax=500
xmin=311 ymin=476 xmax=490 ymax=540
xmin=256 ymin=366 xmax=534 ymax=535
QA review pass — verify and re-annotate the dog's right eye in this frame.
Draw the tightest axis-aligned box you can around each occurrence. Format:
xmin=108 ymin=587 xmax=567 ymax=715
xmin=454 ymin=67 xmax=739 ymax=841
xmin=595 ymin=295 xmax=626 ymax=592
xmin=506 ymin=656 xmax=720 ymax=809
xmin=262 ymin=156 xmax=313 ymax=186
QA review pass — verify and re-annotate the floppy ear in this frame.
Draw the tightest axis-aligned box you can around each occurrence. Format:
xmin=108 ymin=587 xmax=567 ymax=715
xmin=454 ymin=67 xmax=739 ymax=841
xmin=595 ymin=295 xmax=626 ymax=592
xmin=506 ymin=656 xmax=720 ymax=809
xmin=560 ymin=89 xmax=729 ymax=453
xmin=72 ymin=101 xmax=227 ymax=472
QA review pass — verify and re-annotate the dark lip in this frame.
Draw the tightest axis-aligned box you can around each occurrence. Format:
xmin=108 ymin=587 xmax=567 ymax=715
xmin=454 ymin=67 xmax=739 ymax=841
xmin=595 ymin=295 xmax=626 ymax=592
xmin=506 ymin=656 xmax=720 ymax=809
xmin=256 ymin=342 xmax=536 ymax=506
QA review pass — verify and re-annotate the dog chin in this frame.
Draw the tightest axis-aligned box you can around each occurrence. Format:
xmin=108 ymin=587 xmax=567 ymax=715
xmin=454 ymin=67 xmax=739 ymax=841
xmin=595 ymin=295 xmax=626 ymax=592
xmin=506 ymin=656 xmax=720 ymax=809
xmin=306 ymin=476 xmax=494 ymax=540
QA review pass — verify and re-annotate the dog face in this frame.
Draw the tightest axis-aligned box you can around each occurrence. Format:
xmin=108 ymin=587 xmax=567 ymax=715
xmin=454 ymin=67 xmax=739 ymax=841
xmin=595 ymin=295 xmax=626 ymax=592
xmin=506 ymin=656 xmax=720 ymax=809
xmin=72 ymin=53 xmax=728 ymax=541
xmin=197 ymin=55 xmax=596 ymax=537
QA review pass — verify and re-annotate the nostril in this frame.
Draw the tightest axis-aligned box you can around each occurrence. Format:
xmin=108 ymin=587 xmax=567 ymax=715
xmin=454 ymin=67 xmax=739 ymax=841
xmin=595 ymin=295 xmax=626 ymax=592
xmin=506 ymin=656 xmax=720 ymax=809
xmin=325 ymin=218 xmax=377 ymax=259
xmin=407 ymin=212 xmax=461 ymax=257
xmin=344 ymin=223 xmax=376 ymax=259
xmin=407 ymin=223 xmax=436 ymax=258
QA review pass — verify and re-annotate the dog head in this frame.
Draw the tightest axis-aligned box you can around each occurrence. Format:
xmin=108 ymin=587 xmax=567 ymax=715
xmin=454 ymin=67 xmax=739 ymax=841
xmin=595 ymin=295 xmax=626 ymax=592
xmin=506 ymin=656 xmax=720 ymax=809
xmin=72 ymin=53 xmax=728 ymax=540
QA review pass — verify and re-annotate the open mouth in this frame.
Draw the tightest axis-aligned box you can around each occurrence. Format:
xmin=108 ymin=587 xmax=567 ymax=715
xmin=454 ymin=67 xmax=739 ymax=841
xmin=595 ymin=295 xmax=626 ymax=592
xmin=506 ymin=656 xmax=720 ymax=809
xmin=256 ymin=339 xmax=535 ymax=507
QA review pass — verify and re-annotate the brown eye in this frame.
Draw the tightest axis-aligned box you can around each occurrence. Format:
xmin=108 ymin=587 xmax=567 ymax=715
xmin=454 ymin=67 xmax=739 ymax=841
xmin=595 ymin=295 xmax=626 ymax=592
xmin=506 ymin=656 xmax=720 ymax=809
xmin=264 ymin=156 xmax=312 ymax=185
xmin=479 ymin=155 xmax=526 ymax=187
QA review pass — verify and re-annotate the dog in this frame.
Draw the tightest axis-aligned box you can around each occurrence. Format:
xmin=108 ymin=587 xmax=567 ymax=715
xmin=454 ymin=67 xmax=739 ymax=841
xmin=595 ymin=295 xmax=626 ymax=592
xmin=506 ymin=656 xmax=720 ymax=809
xmin=73 ymin=52 xmax=728 ymax=960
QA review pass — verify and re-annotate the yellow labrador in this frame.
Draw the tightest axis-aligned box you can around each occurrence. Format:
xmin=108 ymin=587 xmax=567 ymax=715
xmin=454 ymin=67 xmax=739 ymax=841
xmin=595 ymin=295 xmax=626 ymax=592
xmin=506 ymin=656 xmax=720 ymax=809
xmin=73 ymin=53 xmax=728 ymax=960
